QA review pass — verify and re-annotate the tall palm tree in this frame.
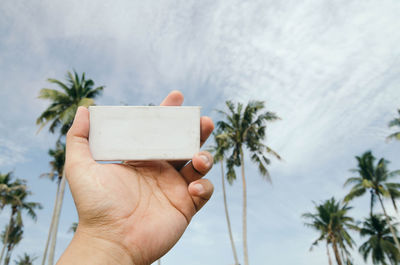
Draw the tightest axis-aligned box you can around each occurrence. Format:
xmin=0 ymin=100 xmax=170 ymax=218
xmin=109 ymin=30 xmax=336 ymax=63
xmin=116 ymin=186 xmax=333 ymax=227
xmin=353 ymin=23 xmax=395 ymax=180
xmin=387 ymin=109 xmax=400 ymax=142
xmin=2 ymin=221 xmax=23 ymax=265
xmin=0 ymin=184 xmax=41 ymax=264
xmin=14 ymin=253 xmax=37 ymax=265
xmin=209 ymin=131 xmax=239 ymax=265
xmin=40 ymin=141 xmax=64 ymax=265
xmin=344 ymin=151 xmax=400 ymax=252
xmin=217 ymin=100 xmax=281 ymax=265
xmin=359 ymin=214 xmax=400 ymax=265
xmin=37 ymin=70 xmax=104 ymax=265
xmin=302 ymin=198 xmax=356 ymax=265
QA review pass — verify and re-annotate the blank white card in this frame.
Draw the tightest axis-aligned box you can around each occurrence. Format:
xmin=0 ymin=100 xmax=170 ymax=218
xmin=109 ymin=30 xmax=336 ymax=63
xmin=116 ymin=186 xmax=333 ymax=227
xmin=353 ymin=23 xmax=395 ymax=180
xmin=89 ymin=106 xmax=200 ymax=161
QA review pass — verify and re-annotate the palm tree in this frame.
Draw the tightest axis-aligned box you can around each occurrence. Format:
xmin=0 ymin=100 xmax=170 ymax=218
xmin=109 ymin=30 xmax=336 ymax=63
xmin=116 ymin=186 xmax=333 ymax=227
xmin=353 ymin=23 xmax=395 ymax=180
xmin=359 ymin=214 xmax=400 ymax=265
xmin=37 ymin=70 xmax=104 ymax=265
xmin=0 ymin=184 xmax=41 ymax=264
xmin=387 ymin=109 xmax=400 ymax=142
xmin=209 ymin=131 xmax=239 ymax=265
xmin=302 ymin=198 xmax=356 ymax=265
xmin=2 ymin=221 xmax=23 ymax=265
xmin=217 ymin=100 xmax=281 ymax=265
xmin=0 ymin=173 xmax=24 ymax=211
xmin=40 ymin=141 xmax=64 ymax=265
xmin=14 ymin=253 xmax=37 ymax=265
xmin=0 ymin=178 xmax=25 ymax=264
xmin=36 ymin=71 xmax=104 ymax=135
xmin=344 ymin=151 xmax=400 ymax=252
xmin=68 ymin=222 xmax=77 ymax=234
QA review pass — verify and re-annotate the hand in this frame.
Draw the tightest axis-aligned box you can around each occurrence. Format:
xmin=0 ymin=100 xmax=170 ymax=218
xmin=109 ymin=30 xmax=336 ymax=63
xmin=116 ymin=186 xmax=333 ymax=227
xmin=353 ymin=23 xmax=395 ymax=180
xmin=58 ymin=91 xmax=214 ymax=265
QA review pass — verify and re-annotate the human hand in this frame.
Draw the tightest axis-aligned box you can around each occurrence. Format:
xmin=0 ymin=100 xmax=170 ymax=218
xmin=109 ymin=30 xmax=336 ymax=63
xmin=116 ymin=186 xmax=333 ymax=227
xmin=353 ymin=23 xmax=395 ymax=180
xmin=57 ymin=91 xmax=214 ymax=265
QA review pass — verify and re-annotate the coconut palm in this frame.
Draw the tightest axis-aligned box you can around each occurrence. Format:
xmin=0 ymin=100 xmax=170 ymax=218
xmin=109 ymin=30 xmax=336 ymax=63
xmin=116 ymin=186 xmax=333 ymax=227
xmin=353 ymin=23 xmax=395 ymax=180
xmin=387 ymin=109 xmax=400 ymax=142
xmin=36 ymin=71 xmax=104 ymax=135
xmin=0 ymin=184 xmax=41 ymax=264
xmin=209 ymin=131 xmax=239 ymax=265
xmin=217 ymin=100 xmax=281 ymax=265
xmin=0 ymin=173 xmax=25 ymax=211
xmin=359 ymin=214 xmax=400 ymax=265
xmin=37 ymin=70 xmax=104 ymax=265
xmin=303 ymin=197 xmax=356 ymax=265
xmin=14 ymin=253 xmax=37 ymax=265
xmin=2 ymin=221 xmax=23 ymax=265
xmin=68 ymin=222 xmax=77 ymax=234
xmin=344 ymin=151 xmax=400 ymax=252
xmin=40 ymin=141 xmax=64 ymax=265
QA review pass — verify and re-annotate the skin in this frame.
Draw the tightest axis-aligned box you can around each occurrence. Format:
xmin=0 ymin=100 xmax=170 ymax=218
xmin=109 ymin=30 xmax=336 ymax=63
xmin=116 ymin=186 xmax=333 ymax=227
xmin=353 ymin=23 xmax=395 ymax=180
xmin=57 ymin=91 xmax=215 ymax=265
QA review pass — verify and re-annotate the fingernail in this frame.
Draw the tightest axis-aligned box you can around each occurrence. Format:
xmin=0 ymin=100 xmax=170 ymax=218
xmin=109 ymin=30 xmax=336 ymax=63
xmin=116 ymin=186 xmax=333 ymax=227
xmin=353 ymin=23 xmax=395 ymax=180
xmin=200 ymin=155 xmax=210 ymax=166
xmin=193 ymin=183 xmax=204 ymax=194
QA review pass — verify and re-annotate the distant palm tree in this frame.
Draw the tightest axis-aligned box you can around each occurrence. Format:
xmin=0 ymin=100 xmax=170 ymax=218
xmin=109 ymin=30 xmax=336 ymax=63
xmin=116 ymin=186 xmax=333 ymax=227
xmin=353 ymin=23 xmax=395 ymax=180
xmin=344 ymin=151 xmax=400 ymax=252
xmin=209 ymin=131 xmax=239 ymax=265
xmin=37 ymin=70 xmax=104 ymax=265
xmin=0 ymin=185 xmax=41 ymax=264
xmin=217 ymin=100 xmax=281 ymax=265
xmin=2 ymin=222 xmax=23 ymax=265
xmin=387 ymin=109 xmax=400 ymax=142
xmin=0 ymin=173 xmax=24 ymax=211
xmin=68 ymin=222 xmax=77 ymax=234
xmin=0 ymin=178 xmax=25 ymax=264
xmin=359 ymin=214 xmax=400 ymax=265
xmin=14 ymin=253 xmax=37 ymax=265
xmin=303 ymin=197 xmax=356 ymax=265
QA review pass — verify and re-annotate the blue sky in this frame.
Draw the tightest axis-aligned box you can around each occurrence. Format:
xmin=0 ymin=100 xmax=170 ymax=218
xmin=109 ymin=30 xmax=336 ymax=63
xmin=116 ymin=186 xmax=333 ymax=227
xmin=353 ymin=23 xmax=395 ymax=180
xmin=1 ymin=0 xmax=400 ymax=264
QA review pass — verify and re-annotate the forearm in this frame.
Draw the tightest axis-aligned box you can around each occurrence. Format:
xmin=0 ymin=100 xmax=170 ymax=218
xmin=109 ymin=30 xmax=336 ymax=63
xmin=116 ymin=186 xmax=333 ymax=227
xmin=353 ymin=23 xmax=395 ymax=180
xmin=57 ymin=229 xmax=135 ymax=265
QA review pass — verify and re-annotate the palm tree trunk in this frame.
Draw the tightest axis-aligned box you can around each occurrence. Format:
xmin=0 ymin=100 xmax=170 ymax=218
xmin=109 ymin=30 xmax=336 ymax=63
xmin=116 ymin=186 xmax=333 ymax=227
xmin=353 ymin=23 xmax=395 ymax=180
xmin=377 ymin=194 xmax=400 ymax=252
xmin=326 ymin=243 xmax=332 ymax=265
xmin=41 ymin=180 xmax=61 ymax=265
xmin=370 ymin=190 xmax=374 ymax=216
xmin=48 ymin=170 xmax=66 ymax=265
xmin=220 ymin=160 xmax=239 ymax=265
xmin=4 ymin=246 xmax=11 ymax=265
xmin=331 ymin=240 xmax=343 ymax=265
xmin=240 ymin=147 xmax=249 ymax=265
xmin=0 ymin=210 xmax=15 ymax=264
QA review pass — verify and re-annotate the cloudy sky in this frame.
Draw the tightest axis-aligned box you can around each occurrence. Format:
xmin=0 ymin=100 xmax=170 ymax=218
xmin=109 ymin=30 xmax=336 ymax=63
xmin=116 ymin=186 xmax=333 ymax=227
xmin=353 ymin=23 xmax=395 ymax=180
xmin=1 ymin=0 xmax=400 ymax=264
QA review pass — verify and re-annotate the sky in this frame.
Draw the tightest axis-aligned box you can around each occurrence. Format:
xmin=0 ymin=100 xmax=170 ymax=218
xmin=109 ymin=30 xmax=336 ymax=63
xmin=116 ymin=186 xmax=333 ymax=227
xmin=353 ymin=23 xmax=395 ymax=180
xmin=1 ymin=0 xmax=400 ymax=264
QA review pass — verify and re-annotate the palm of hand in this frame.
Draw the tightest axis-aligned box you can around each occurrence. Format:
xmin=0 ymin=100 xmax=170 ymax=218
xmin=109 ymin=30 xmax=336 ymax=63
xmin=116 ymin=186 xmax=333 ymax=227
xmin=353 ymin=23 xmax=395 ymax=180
xmin=72 ymin=161 xmax=195 ymax=263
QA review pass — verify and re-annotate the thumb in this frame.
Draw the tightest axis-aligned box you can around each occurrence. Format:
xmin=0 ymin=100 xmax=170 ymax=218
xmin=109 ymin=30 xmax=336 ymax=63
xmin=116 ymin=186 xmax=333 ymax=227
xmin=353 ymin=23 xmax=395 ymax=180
xmin=65 ymin=106 xmax=95 ymax=171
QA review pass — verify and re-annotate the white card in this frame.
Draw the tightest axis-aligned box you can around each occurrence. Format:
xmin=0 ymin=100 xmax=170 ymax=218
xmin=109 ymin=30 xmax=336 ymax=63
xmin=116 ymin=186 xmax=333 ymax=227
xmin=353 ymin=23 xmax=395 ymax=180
xmin=89 ymin=106 xmax=200 ymax=161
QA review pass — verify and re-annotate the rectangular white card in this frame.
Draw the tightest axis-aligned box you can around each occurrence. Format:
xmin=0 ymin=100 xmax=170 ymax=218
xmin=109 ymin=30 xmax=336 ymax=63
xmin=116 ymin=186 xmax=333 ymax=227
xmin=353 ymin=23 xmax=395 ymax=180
xmin=89 ymin=106 xmax=200 ymax=161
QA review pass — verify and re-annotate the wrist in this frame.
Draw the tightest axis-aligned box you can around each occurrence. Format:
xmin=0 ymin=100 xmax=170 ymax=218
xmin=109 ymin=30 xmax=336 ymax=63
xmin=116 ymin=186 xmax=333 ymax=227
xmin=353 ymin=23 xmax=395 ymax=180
xmin=57 ymin=227 xmax=136 ymax=265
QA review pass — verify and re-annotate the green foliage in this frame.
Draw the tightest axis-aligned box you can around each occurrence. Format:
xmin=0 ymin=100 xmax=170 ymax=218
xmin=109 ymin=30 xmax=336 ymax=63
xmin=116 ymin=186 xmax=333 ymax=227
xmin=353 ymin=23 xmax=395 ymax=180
xmin=36 ymin=70 xmax=104 ymax=136
xmin=216 ymin=100 xmax=281 ymax=183
xmin=68 ymin=222 xmax=78 ymax=234
xmin=14 ymin=253 xmax=37 ymax=265
xmin=0 ymin=173 xmax=25 ymax=211
xmin=359 ymin=215 xmax=400 ymax=265
xmin=344 ymin=151 xmax=400 ymax=213
xmin=387 ymin=109 xmax=400 ymax=142
xmin=40 ymin=140 xmax=65 ymax=182
xmin=1 ymin=222 xmax=23 ymax=251
xmin=303 ymin=197 xmax=357 ymax=265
